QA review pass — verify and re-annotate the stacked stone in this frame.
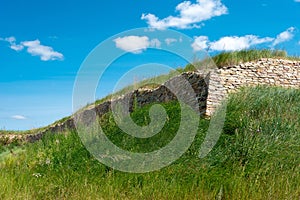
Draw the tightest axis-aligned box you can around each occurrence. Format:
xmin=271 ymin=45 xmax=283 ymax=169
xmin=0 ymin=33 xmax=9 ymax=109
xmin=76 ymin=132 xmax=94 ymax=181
xmin=216 ymin=58 xmax=300 ymax=94
xmin=205 ymin=58 xmax=300 ymax=116
xmin=205 ymin=72 xmax=226 ymax=116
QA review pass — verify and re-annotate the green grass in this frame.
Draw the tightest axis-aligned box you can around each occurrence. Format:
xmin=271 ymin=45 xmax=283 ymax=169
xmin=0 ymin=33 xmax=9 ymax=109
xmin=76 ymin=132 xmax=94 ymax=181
xmin=211 ymin=49 xmax=299 ymax=67
xmin=0 ymin=86 xmax=299 ymax=199
xmin=0 ymin=129 xmax=38 ymax=135
xmin=183 ymin=49 xmax=299 ymax=70
xmin=94 ymin=71 xmax=180 ymax=106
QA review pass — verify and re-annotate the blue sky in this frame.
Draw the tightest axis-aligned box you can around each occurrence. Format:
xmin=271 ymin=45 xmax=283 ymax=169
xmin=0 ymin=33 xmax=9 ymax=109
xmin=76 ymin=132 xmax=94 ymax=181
xmin=1 ymin=0 xmax=299 ymax=130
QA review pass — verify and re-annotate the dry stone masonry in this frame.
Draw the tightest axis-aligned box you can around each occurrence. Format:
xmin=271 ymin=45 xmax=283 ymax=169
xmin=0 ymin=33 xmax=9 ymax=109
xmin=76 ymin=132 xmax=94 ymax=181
xmin=206 ymin=58 xmax=300 ymax=115
xmin=1 ymin=58 xmax=299 ymax=143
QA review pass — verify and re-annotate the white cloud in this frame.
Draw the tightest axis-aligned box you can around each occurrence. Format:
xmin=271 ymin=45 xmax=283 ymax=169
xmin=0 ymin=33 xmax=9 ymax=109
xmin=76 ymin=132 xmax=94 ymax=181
xmin=192 ymin=34 xmax=274 ymax=51
xmin=141 ymin=0 xmax=228 ymax=30
xmin=192 ymin=27 xmax=296 ymax=52
xmin=114 ymin=36 xmax=150 ymax=53
xmin=209 ymin=35 xmax=273 ymax=51
xmin=10 ymin=43 xmax=24 ymax=51
xmin=191 ymin=36 xmax=209 ymax=51
xmin=114 ymin=36 xmax=161 ymax=53
xmin=5 ymin=36 xmax=16 ymax=43
xmin=1 ymin=36 xmax=24 ymax=51
xmin=165 ymin=38 xmax=178 ymax=45
xmin=295 ymin=0 xmax=300 ymax=2
xmin=192 ymin=35 xmax=273 ymax=51
xmin=11 ymin=115 xmax=27 ymax=120
xmin=272 ymin=27 xmax=295 ymax=46
xmin=21 ymin=40 xmax=64 ymax=61
xmin=0 ymin=36 xmax=63 ymax=61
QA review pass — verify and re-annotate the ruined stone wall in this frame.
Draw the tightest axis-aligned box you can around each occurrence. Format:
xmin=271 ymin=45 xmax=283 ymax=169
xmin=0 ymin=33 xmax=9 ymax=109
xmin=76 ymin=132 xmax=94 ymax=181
xmin=74 ymin=71 xmax=208 ymax=127
xmin=7 ymin=72 xmax=207 ymax=143
xmin=134 ymin=72 xmax=208 ymax=114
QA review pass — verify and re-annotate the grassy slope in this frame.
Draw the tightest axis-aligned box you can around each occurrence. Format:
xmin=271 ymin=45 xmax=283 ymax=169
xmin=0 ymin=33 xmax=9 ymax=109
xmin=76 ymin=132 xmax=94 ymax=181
xmin=212 ymin=49 xmax=289 ymax=67
xmin=0 ymin=87 xmax=299 ymax=199
xmin=183 ymin=49 xmax=299 ymax=70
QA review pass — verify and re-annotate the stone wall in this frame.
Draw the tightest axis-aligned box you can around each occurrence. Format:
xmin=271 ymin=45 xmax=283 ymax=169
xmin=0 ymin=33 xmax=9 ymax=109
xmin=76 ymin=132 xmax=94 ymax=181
xmin=47 ymin=58 xmax=300 ymax=135
xmin=134 ymin=72 xmax=208 ymax=114
xmin=206 ymin=58 xmax=300 ymax=115
xmin=1 ymin=72 xmax=207 ymax=143
xmin=74 ymin=71 xmax=208 ymax=128
xmin=2 ymin=58 xmax=299 ymax=144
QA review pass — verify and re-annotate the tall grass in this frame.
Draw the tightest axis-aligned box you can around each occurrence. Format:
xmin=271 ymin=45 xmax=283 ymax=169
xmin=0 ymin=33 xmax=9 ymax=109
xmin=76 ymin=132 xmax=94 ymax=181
xmin=0 ymin=87 xmax=299 ymax=199
xmin=210 ymin=49 xmax=300 ymax=67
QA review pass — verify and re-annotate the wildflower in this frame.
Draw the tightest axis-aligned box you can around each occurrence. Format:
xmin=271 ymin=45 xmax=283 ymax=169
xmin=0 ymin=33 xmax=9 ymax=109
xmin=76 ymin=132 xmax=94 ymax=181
xmin=32 ymin=173 xmax=42 ymax=178
xmin=45 ymin=158 xmax=51 ymax=165
xmin=256 ymin=127 xmax=261 ymax=133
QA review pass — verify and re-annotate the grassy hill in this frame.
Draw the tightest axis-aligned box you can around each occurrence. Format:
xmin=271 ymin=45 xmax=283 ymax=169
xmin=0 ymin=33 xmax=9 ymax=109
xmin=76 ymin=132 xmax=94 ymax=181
xmin=0 ymin=86 xmax=299 ymax=199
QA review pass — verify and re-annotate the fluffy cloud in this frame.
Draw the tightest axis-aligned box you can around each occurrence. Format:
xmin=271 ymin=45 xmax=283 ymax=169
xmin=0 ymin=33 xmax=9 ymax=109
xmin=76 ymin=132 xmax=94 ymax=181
xmin=21 ymin=40 xmax=64 ymax=61
xmin=114 ymin=36 xmax=161 ymax=53
xmin=11 ymin=115 xmax=27 ymax=120
xmin=141 ymin=0 xmax=228 ymax=30
xmin=10 ymin=44 xmax=24 ymax=51
xmin=272 ymin=27 xmax=295 ymax=46
xmin=192 ymin=27 xmax=295 ymax=51
xmin=191 ymin=36 xmax=209 ymax=51
xmin=209 ymin=35 xmax=273 ymax=51
xmin=192 ymin=35 xmax=273 ymax=51
xmin=3 ymin=36 xmax=15 ymax=43
xmin=0 ymin=36 xmax=64 ymax=61
xmin=1 ymin=36 xmax=24 ymax=51
xmin=114 ymin=36 xmax=150 ymax=53
xmin=295 ymin=0 xmax=300 ymax=2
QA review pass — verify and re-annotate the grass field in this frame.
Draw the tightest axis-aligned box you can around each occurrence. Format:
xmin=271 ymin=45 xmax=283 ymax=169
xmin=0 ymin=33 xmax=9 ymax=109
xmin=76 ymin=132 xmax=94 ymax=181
xmin=0 ymin=86 xmax=299 ymax=199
